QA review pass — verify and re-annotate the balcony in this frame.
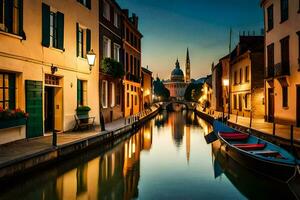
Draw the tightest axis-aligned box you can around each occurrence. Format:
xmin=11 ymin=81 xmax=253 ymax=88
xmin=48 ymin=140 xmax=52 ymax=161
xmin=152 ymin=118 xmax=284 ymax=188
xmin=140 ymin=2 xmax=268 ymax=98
xmin=265 ymin=66 xmax=274 ymax=79
xmin=126 ymin=73 xmax=141 ymax=83
xmin=274 ymin=62 xmax=290 ymax=77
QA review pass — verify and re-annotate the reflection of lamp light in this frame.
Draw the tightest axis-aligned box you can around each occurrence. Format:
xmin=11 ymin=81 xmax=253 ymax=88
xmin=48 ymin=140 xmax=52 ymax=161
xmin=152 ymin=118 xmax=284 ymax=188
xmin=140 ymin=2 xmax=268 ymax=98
xmin=87 ymin=49 xmax=96 ymax=71
xmin=223 ymin=79 xmax=229 ymax=86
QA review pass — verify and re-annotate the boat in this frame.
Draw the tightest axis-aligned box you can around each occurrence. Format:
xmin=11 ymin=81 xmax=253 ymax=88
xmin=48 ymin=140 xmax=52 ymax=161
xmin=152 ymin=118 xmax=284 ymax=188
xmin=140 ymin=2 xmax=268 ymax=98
xmin=213 ymin=120 xmax=299 ymax=183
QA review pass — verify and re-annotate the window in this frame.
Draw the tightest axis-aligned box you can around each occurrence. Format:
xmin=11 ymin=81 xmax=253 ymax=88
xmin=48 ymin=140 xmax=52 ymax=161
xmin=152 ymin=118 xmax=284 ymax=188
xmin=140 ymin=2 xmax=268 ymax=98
xmin=234 ymin=71 xmax=237 ymax=85
xmin=77 ymin=27 xmax=83 ymax=57
xmin=76 ymin=24 xmax=91 ymax=58
xmin=267 ymin=5 xmax=273 ymax=31
xmin=110 ymin=82 xmax=115 ymax=107
xmin=77 ymin=80 xmax=87 ymax=106
xmin=45 ymin=74 xmax=60 ymax=86
xmin=0 ymin=0 xmax=23 ymax=36
xmin=135 ymin=95 xmax=137 ymax=105
xmin=281 ymin=0 xmax=289 ymax=22
xmin=77 ymin=0 xmax=91 ymax=9
xmin=116 ymin=83 xmax=120 ymax=105
xmin=245 ymin=66 xmax=249 ymax=82
xmin=233 ymin=94 xmax=237 ymax=109
xmin=267 ymin=43 xmax=275 ymax=75
xmin=239 ymin=68 xmax=243 ymax=84
xmin=126 ymin=28 xmax=129 ymax=42
xmin=126 ymin=92 xmax=129 ymax=107
xmin=130 ymin=55 xmax=133 ymax=74
xmin=0 ymin=73 xmax=15 ymax=110
xmin=245 ymin=94 xmax=251 ymax=109
xmin=103 ymin=36 xmax=111 ymax=58
xmin=280 ymin=36 xmax=290 ymax=70
xmin=282 ymin=86 xmax=288 ymax=107
xmin=114 ymin=11 xmax=119 ymax=27
xmin=102 ymin=80 xmax=108 ymax=108
xmin=126 ymin=52 xmax=129 ymax=72
xmin=103 ymin=0 xmax=110 ymax=20
xmin=113 ymin=43 xmax=120 ymax=61
xmin=42 ymin=4 xmax=64 ymax=50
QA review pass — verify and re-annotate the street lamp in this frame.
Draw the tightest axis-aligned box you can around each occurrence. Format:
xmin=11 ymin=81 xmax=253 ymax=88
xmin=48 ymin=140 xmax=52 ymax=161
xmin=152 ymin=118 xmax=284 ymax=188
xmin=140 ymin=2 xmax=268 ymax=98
xmin=223 ymin=79 xmax=229 ymax=121
xmin=87 ymin=49 xmax=96 ymax=71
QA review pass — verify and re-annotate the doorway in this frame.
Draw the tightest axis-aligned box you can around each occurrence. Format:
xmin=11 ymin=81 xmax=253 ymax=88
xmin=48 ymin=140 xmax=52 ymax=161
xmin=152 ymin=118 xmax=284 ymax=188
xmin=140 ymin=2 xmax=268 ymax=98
xmin=297 ymin=86 xmax=300 ymax=127
xmin=268 ymin=88 xmax=274 ymax=122
xmin=44 ymin=86 xmax=54 ymax=132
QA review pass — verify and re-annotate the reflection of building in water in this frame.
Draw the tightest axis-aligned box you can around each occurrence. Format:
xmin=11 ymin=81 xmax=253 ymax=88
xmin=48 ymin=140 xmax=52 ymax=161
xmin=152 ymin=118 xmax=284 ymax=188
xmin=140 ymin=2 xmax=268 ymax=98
xmin=54 ymin=120 xmax=154 ymax=200
xmin=185 ymin=126 xmax=191 ymax=163
xmin=170 ymin=112 xmax=185 ymax=146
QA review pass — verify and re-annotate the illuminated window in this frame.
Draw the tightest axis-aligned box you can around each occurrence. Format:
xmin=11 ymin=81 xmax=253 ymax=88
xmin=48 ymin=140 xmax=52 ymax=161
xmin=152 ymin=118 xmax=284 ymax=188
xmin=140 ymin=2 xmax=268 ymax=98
xmin=103 ymin=36 xmax=111 ymax=58
xmin=102 ymin=80 xmax=108 ymax=108
xmin=0 ymin=73 xmax=15 ymax=110
xmin=113 ymin=43 xmax=120 ymax=61
xmin=103 ymin=0 xmax=110 ymax=20
xmin=110 ymin=82 xmax=115 ymax=107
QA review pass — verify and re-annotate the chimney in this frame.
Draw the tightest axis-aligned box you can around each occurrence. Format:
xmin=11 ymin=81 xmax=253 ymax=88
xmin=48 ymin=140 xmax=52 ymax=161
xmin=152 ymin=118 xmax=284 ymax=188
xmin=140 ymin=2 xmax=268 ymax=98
xmin=122 ymin=9 xmax=129 ymax=18
xmin=131 ymin=13 xmax=138 ymax=29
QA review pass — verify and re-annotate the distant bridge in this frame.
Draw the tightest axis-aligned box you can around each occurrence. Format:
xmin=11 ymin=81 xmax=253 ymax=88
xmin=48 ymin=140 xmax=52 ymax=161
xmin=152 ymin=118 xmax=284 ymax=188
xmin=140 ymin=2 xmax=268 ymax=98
xmin=161 ymin=100 xmax=198 ymax=110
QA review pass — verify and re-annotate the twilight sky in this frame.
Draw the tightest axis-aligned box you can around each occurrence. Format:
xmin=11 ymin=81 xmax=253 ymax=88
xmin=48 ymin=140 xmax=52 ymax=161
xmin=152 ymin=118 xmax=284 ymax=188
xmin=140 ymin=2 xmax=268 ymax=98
xmin=117 ymin=0 xmax=263 ymax=80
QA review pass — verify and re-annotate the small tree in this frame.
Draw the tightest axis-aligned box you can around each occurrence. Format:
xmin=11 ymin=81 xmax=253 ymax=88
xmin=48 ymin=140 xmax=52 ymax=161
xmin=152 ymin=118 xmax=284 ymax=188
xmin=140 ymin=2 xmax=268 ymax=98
xmin=101 ymin=58 xmax=125 ymax=78
xmin=184 ymin=82 xmax=202 ymax=101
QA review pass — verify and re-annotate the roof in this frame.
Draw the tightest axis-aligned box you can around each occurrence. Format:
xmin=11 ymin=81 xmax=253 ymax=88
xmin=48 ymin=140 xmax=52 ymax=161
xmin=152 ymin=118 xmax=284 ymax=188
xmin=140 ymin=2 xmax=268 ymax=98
xmin=142 ymin=67 xmax=152 ymax=75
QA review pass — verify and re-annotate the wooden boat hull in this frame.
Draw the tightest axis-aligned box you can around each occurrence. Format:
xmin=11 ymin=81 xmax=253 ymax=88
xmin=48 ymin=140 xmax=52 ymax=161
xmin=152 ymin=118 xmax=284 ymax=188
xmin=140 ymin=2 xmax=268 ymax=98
xmin=218 ymin=138 xmax=296 ymax=182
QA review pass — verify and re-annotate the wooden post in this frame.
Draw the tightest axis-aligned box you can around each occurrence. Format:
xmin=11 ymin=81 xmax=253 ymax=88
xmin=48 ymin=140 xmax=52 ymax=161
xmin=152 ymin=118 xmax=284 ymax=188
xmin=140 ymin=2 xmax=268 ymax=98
xmin=290 ymin=125 xmax=294 ymax=147
xmin=249 ymin=110 xmax=253 ymax=129
xmin=52 ymin=130 xmax=57 ymax=147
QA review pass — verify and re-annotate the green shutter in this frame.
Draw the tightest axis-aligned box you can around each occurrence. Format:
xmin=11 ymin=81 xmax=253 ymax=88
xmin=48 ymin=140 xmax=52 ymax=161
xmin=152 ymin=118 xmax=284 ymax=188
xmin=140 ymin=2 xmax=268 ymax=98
xmin=77 ymin=79 xmax=82 ymax=106
xmin=42 ymin=3 xmax=50 ymax=47
xmin=4 ymin=0 xmax=13 ymax=33
xmin=18 ymin=0 xmax=25 ymax=38
xmin=57 ymin=11 xmax=64 ymax=50
xmin=25 ymin=80 xmax=43 ymax=138
xmin=86 ymin=0 xmax=91 ymax=9
xmin=76 ymin=23 xmax=79 ymax=57
xmin=86 ymin=29 xmax=91 ymax=53
xmin=8 ymin=74 xmax=15 ymax=110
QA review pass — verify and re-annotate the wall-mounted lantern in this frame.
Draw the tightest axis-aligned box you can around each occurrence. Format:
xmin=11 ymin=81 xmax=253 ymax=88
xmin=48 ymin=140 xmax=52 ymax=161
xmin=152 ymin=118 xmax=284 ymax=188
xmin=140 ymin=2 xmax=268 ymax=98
xmin=87 ymin=49 xmax=96 ymax=71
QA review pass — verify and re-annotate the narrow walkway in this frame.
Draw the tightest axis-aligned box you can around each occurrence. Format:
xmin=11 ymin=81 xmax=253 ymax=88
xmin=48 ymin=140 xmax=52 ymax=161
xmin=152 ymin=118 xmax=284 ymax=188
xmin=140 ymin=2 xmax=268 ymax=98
xmin=0 ymin=114 xmax=140 ymax=168
xmin=206 ymin=110 xmax=300 ymax=142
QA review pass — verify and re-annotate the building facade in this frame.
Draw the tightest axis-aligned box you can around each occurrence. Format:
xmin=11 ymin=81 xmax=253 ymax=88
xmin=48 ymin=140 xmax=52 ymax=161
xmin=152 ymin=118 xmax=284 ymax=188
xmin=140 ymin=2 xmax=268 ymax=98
xmin=0 ymin=0 xmax=99 ymax=144
xmin=122 ymin=10 xmax=143 ymax=117
xmin=141 ymin=66 xmax=153 ymax=109
xmin=262 ymin=0 xmax=300 ymax=125
xmin=99 ymin=0 xmax=123 ymax=122
xmin=230 ymin=36 xmax=265 ymax=118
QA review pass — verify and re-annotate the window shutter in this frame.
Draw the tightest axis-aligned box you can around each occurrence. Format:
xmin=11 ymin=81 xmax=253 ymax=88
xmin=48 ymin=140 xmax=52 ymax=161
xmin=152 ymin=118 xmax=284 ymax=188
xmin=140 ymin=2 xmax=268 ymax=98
xmin=4 ymin=0 xmax=13 ymax=33
xmin=86 ymin=29 xmax=91 ymax=53
xmin=18 ymin=0 xmax=25 ymax=38
xmin=86 ymin=0 xmax=91 ymax=9
xmin=57 ymin=12 xmax=64 ymax=50
xmin=8 ymin=74 xmax=15 ymax=110
xmin=77 ymin=80 xmax=82 ymax=106
xmin=42 ymin=3 xmax=50 ymax=47
xmin=76 ymin=23 xmax=79 ymax=57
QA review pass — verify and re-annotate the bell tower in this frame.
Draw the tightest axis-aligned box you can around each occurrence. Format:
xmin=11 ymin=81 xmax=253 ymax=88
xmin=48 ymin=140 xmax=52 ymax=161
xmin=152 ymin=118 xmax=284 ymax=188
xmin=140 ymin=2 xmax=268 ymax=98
xmin=185 ymin=48 xmax=191 ymax=83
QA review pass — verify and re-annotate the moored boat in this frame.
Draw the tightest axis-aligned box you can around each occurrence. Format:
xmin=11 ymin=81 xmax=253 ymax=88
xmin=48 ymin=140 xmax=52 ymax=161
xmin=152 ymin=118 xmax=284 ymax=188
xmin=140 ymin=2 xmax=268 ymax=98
xmin=213 ymin=120 xmax=298 ymax=183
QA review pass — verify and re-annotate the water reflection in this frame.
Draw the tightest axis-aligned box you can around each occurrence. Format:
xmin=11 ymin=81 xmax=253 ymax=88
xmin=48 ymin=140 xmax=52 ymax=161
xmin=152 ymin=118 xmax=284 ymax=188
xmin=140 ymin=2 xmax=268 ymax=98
xmin=0 ymin=111 xmax=296 ymax=199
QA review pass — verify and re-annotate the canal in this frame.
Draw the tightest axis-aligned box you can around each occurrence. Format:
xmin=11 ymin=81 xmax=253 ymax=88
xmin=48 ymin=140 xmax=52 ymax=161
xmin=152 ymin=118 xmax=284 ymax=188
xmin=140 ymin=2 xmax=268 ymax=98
xmin=0 ymin=110 xmax=297 ymax=200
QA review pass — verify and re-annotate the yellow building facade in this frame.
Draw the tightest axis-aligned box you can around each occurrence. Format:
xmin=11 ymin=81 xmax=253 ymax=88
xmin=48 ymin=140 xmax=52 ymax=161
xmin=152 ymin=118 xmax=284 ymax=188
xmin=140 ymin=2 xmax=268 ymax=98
xmin=262 ymin=0 xmax=300 ymax=125
xmin=0 ymin=0 xmax=99 ymax=143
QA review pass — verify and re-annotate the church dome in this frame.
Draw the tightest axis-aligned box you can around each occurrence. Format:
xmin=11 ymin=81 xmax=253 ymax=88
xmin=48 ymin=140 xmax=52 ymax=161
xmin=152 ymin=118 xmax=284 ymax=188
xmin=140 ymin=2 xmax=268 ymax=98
xmin=171 ymin=59 xmax=184 ymax=82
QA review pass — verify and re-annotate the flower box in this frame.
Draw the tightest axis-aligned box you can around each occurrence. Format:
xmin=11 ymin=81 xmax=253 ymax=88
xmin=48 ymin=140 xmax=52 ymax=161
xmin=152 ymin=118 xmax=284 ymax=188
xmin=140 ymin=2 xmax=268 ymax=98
xmin=0 ymin=118 xmax=27 ymax=129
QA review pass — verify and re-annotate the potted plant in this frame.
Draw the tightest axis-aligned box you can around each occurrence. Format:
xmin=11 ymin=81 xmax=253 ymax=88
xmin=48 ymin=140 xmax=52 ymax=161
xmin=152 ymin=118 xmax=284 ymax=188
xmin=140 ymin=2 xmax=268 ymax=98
xmin=0 ymin=107 xmax=29 ymax=129
xmin=76 ymin=106 xmax=91 ymax=116
xmin=101 ymin=58 xmax=125 ymax=79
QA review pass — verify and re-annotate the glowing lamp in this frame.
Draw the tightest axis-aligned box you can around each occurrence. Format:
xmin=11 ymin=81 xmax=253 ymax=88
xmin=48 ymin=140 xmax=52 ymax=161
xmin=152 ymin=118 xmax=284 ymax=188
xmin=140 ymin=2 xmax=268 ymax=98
xmin=87 ymin=49 xmax=96 ymax=70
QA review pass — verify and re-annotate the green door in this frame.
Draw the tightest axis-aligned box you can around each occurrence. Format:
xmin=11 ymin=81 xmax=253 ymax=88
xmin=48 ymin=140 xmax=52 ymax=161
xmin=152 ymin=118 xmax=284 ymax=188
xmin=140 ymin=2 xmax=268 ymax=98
xmin=25 ymin=80 xmax=43 ymax=138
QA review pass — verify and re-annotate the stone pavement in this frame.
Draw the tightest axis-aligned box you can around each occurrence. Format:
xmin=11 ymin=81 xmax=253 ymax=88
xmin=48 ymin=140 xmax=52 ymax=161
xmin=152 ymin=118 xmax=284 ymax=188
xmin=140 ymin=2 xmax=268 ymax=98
xmin=206 ymin=110 xmax=300 ymax=142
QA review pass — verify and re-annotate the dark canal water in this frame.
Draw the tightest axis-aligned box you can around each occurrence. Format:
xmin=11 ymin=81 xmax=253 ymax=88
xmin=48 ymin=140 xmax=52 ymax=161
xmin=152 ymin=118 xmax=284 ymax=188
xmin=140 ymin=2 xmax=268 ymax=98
xmin=0 ymin=111 xmax=297 ymax=200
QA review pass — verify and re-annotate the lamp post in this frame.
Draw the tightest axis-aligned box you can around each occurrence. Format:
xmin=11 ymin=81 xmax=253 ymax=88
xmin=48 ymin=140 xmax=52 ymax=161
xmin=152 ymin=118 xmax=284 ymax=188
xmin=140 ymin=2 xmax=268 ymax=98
xmin=223 ymin=79 xmax=229 ymax=121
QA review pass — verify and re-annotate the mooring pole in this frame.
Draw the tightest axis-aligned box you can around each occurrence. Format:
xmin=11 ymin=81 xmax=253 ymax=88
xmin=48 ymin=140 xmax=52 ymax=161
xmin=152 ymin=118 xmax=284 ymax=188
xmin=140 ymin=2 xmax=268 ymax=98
xmin=290 ymin=125 xmax=294 ymax=147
